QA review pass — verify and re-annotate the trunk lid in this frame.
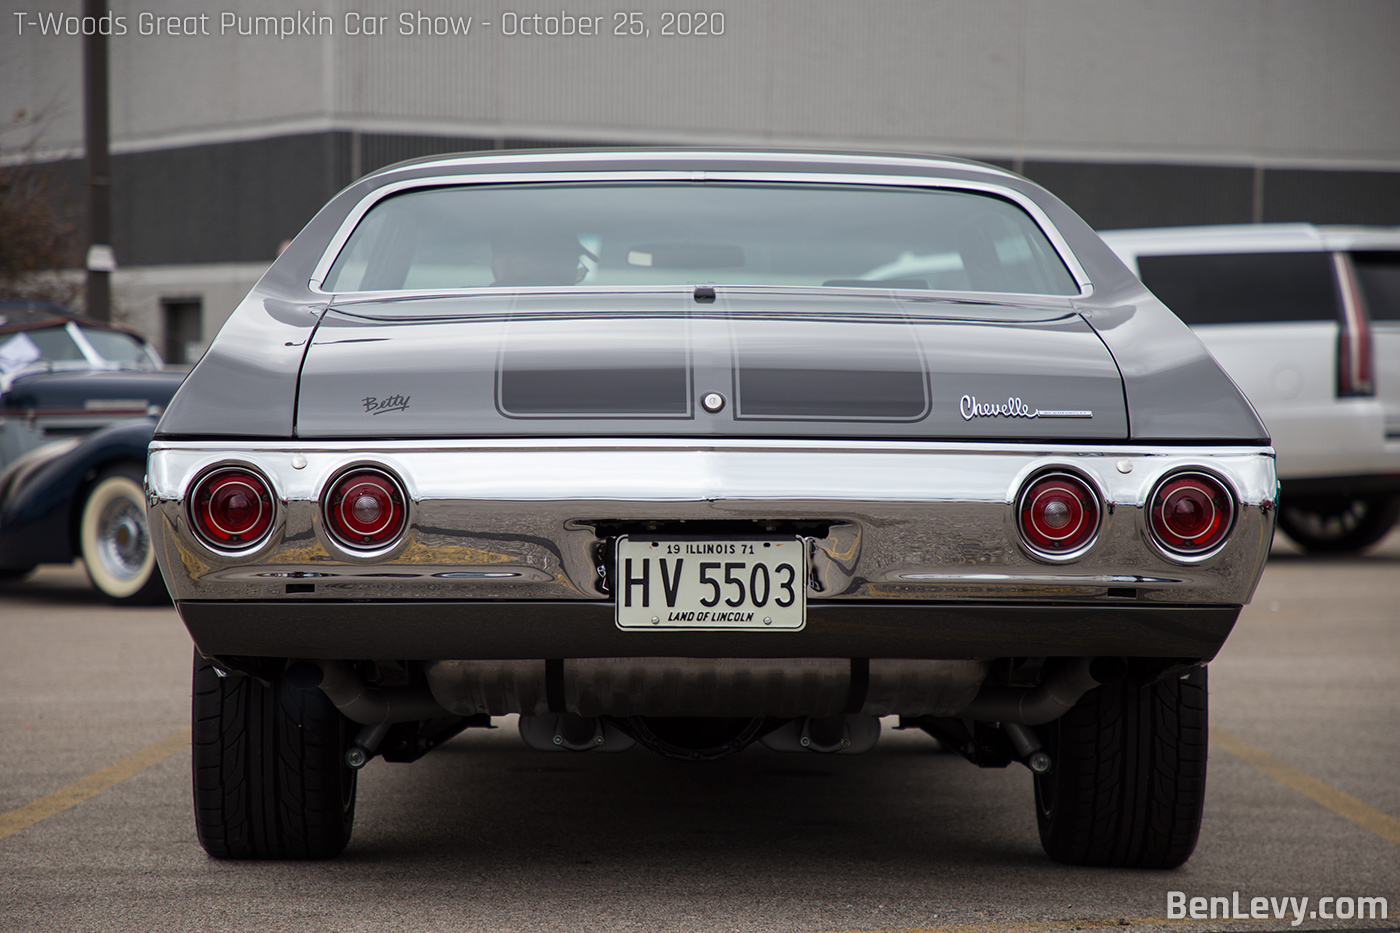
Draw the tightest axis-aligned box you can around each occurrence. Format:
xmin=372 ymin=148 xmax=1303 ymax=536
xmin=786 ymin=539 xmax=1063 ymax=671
xmin=296 ymin=291 xmax=1127 ymax=440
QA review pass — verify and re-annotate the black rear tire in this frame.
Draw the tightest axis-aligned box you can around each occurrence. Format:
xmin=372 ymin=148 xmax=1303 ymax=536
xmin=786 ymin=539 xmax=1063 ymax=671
xmin=191 ymin=653 xmax=357 ymax=859
xmin=1033 ymin=667 xmax=1208 ymax=868
xmin=1277 ymin=493 xmax=1400 ymax=553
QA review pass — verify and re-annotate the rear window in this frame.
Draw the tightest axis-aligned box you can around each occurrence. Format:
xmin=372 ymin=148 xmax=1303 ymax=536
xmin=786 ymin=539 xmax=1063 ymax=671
xmin=1353 ymin=251 xmax=1400 ymax=321
xmin=1135 ymin=252 xmax=1339 ymax=325
xmin=322 ymin=182 xmax=1080 ymax=296
xmin=79 ymin=327 xmax=161 ymax=369
xmin=8 ymin=325 xmax=86 ymax=362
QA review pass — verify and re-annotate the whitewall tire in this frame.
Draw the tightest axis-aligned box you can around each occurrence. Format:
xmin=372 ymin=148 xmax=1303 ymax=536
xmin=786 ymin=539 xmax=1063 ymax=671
xmin=79 ymin=464 xmax=168 ymax=605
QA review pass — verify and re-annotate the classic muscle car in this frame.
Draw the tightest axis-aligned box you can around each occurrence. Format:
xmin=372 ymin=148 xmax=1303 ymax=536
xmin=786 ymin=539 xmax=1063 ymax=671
xmin=148 ymin=150 xmax=1276 ymax=867
xmin=1 ymin=301 xmax=182 ymax=602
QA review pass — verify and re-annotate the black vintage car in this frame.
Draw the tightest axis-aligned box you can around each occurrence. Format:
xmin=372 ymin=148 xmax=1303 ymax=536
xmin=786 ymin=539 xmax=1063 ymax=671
xmin=0 ymin=301 xmax=184 ymax=602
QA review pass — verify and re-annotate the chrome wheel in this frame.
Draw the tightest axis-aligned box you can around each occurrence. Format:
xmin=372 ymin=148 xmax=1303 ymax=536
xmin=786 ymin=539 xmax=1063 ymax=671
xmin=97 ymin=496 xmax=148 ymax=578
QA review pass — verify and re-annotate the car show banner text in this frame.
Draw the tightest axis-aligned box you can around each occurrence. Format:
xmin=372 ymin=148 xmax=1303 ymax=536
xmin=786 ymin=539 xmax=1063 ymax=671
xmin=11 ymin=9 xmax=727 ymax=39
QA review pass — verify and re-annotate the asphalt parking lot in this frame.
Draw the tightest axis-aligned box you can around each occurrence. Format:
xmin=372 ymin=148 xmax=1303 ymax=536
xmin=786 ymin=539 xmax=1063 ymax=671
xmin=1 ymin=533 xmax=1397 ymax=933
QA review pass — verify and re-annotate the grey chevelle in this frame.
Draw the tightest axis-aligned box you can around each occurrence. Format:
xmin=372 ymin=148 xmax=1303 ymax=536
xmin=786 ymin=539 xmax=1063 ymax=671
xmin=148 ymin=149 xmax=1276 ymax=867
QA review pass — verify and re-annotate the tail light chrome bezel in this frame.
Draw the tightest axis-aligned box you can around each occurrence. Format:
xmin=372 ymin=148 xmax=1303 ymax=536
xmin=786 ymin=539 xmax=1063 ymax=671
xmin=320 ymin=464 xmax=411 ymax=556
xmin=186 ymin=464 xmax=280 ymax=555
xmin=1015 ymin=469 xmax=1105 ymax=562
xmin=1146 ymin=469 xmax=1238 ymax=561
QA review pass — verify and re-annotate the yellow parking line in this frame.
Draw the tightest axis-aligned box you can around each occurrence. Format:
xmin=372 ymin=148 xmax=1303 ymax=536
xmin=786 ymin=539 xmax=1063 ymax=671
xmin=1213 ymin=728 xmax=1400 ymax=845
xmin=0 ymin=729 xmax=188 ymax=842
xmin=824 ymin=733 xmax=1400 ymax=933
xmin=820 ymin=917 xmax=1273 ymax=933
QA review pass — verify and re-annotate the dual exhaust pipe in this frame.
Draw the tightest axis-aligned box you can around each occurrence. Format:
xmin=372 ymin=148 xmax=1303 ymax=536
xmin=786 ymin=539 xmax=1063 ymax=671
xmin=287 ymin=655 xmax=1129 ymax=728
xmin=959 ymin=656 xmax=1128 ymax=726
xmin=283 ymin=654 xmax=1130 ymax=767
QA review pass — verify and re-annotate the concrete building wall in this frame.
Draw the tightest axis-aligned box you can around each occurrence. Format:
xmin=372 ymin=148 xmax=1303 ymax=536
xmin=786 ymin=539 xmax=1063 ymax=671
xmin=4 ymin=0 xmax=1400 ymax=352
xmin=110 ymin=262 xmax=267 ymax=361
xmin=7 ymin=0 xmax=1400 ymax=167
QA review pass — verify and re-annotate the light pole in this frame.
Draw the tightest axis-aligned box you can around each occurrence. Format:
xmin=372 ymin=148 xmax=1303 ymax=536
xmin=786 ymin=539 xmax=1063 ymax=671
xmin=82 ymin=0 xmax=113 ymax=321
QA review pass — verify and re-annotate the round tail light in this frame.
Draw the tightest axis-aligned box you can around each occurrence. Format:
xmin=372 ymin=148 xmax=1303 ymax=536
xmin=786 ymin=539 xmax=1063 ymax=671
xmin=324 ymin=468 xmax=406 ymax=550
xmin=1018 ymin=472 xmax=1101 ymax=557
xmin=190 ymin=468 xmax=275 ymax=550
xmin=1150 ymin=472 xmax=1235 ymax=555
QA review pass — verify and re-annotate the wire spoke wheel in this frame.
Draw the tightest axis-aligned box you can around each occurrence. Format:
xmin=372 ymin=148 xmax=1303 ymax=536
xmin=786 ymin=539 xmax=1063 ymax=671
xmin=79 ymin=465 xmax=168 ymax=604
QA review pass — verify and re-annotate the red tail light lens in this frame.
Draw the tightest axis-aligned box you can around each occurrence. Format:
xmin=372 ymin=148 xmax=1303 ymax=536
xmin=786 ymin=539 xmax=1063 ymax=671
xmin=1018 ymin=472 xmax=1101 ymax=556
xmin=190 ymin=468 xmax=275 ymax=550
xmin=1335 ymin=253 xmax=1375 ymax=397
xmin=1149 ymin=472 xmax=1235 ymax=555
xmin=324 ymin=469 xmax=406 ymax=550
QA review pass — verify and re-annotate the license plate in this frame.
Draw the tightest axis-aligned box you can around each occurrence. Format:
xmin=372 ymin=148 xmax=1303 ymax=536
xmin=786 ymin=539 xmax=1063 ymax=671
xmin=614 ymin=536 xmax=806 ymax=630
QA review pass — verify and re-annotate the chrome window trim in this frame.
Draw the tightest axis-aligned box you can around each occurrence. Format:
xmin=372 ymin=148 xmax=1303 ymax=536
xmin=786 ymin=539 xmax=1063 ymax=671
xmin=64 ymin=321 xmax=105 ymax=367
xmin=322 ymin=283 xmax=1082 ymax=314
xmin=389 ymin=149 xmax=1023 ymax=179
xmin=307 ymin=170 xmax=1094 ymax=299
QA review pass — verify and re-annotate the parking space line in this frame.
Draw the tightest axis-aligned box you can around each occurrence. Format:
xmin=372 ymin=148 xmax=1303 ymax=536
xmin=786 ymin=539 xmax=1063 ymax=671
xmin=821 ymin=916 xmax=1273 ymax=933
xmin=0 ymin=729 xmax=188 ymax=842
xmin=1213 ymin=728 xmax=1400 ymax=845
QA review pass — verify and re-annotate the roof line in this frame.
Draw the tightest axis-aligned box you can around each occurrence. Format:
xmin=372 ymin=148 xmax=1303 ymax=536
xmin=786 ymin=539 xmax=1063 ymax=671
xmin=361 ymin=148 xmax=1021 ymax=181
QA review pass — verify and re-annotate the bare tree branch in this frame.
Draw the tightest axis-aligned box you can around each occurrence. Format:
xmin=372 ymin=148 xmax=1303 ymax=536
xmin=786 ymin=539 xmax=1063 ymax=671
xmin=0 ymin=106 xmax=83 ymax=305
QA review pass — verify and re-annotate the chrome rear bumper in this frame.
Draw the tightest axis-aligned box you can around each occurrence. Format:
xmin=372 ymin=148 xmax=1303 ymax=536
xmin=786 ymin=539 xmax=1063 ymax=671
xmin=148 ymin=437 xmax=1275 ymax=630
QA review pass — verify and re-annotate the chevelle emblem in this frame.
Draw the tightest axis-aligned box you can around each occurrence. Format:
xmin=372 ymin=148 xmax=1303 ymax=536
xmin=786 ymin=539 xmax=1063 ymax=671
xmin=960 ymin=394 xmax=1092 ymax=421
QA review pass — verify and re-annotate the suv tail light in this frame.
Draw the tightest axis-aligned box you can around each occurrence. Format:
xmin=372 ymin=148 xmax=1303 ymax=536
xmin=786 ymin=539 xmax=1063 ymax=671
xmin=324 ymin=468 xmax=407 ymax=550
xmin=190 ymin=468 xmax=275 ymax=550
xmin=1018 ymin=472 xmax=1101 ymax=557
xmin=1149 ymin=472 xmax=1235 ymax=556
xmin=1335 ymin=253 xmax=1375 ymax=397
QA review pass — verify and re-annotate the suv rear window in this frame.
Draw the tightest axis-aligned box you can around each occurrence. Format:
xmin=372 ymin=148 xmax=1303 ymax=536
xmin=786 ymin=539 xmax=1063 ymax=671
xmin=1135 ymin=252 xmax=1339 ymax=325
xmin=1353 ymin=251 xmax=1400 ymax=321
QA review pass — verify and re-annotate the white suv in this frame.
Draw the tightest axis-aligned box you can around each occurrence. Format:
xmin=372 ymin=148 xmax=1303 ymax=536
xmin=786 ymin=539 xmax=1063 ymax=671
xmin=1101 ymin=224 xmax=1400 ymax=553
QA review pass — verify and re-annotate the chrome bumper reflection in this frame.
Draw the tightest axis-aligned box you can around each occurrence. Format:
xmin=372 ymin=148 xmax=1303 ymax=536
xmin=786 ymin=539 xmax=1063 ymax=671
xmin=147 ymin=438 xmax=1276 ymax=606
